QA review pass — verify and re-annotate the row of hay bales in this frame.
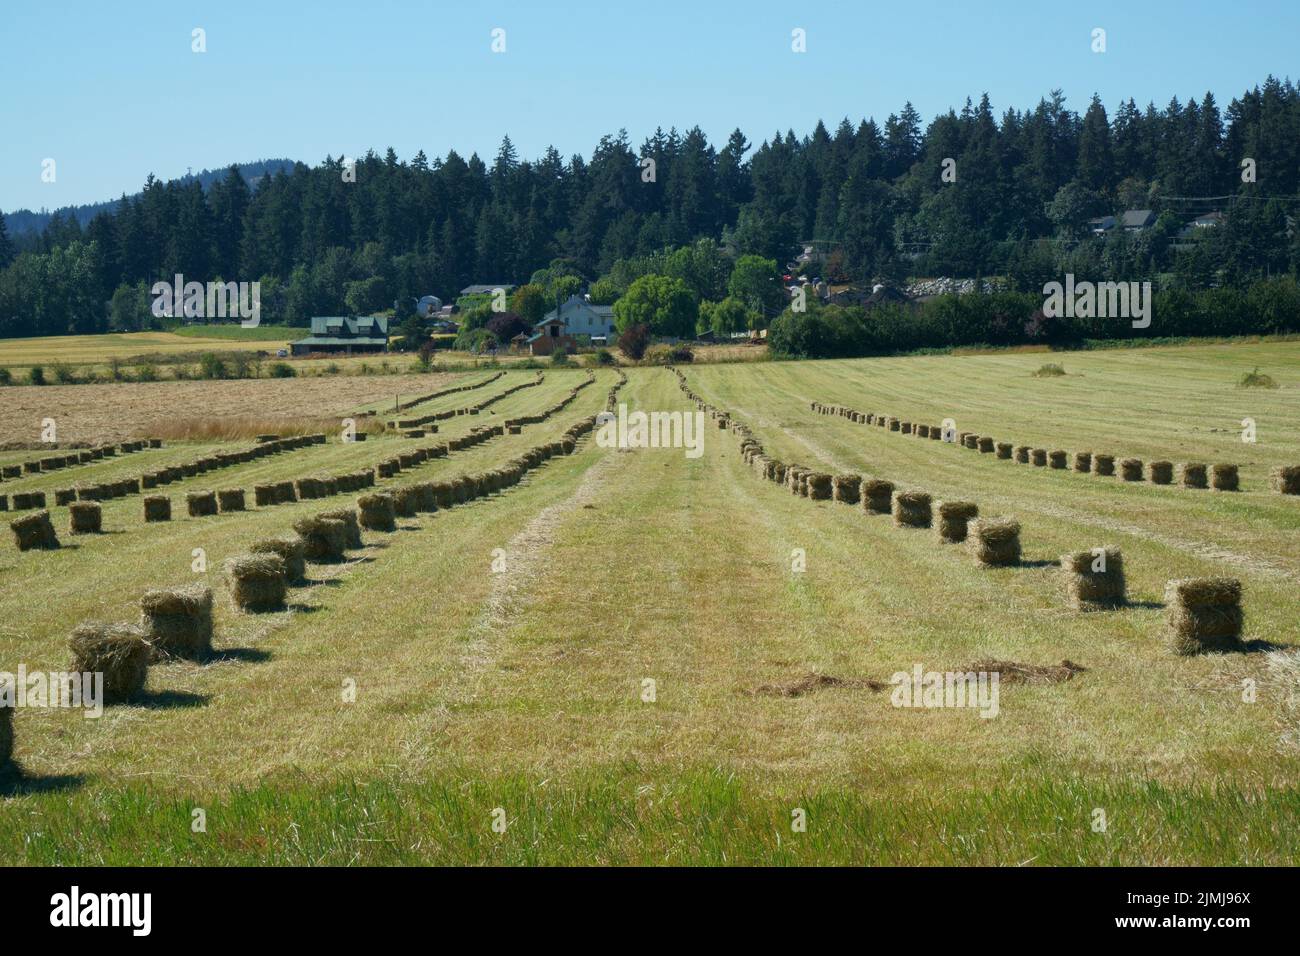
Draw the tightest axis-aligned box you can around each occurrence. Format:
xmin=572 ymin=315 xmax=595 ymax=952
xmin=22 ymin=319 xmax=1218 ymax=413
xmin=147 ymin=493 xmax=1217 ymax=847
xmin=393 ymin=371 xmax=545 ymax=429
xmin=0 ymin=438 xmax=161 ymax=482
xmin=811 ymin=399 xmax=1300 ymax=495
xmin=504 ymin=372 xmax=598 ymax=429
xmin=394 ymin=370 xmax=505 ymax=414
xmin=684 ymin=371 xmax=1250 ymax=657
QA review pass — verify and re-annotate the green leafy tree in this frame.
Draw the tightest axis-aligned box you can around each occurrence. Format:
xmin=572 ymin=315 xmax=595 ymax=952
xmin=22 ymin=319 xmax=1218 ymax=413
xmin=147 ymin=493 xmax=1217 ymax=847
xmin=727 ymin=254 xmax=782 ymax=319
xmin=612 ymin=274 xmax=697 ymax=337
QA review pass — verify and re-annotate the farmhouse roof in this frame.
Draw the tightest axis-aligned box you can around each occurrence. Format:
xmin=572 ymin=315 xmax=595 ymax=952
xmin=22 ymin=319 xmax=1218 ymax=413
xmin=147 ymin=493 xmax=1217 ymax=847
xmin=1121 ymin=209 xmax=1155 ymax=228
xmin=307 ymin=315 xmax=390 ymax=336
xmin=460 ymin=283 xmax=515 ymax=296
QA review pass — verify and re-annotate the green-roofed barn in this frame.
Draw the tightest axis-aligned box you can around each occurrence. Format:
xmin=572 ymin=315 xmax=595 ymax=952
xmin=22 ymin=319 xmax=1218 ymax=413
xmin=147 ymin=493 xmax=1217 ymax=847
xmin=291 ymin=315 xmax=390 ymax=356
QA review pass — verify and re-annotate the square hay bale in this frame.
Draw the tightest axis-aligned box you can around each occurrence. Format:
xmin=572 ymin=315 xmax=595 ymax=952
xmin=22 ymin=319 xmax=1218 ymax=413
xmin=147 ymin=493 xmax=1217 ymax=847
xmin=10 ymin=510 xmax=59 ymax=551
xmin=2 ymin=466 xmax=21 ymax=479
xmin=318 ymin=507 xmax=363 ymax=548
xmin=1094 ymin=454 xmax=1115 ymax=476
xmin=1072 ymin=451 xmax=1092 ymax=473
xmin=917 ymin=424 xmax=930 ymax=438
xmin=393 ymin=486 xmax=421 ymax=517
xmin=1271 ymin=465 xmax=1300 ymax=495
xmin=141 ymin=473 xmax=158 ymax=489
xmin=936 ymin=501 xmax=979 ymax=543
xmin=832 ymin=474 xmax=862 ymax=504
xmin=293 ymin=516 xmax=348 ymax=562
xmin=1165 ymin=578 xmax=1244 ymax=655
xmin=1211 ymin=464 xmax=1239 ymax=491
xmin=1048 ymin=450 xmax=1067 ymax=469
xmin=1181 ymin=462 xmax=1208 ymax=489
xmin=1014 ymin=445 xmax=1030 ymax=463
xmin=1120 ymin=458 xmax=1143 ymax=481
xmin=143 ymin=496 xmax=171 ymax=522
xmin=68 ymin=622 xmax=150 ymax=703
xmin=223 ymin=555 xmax=287 ymax=613
xmin=995 ymin=442 xmax=1013 ymax=459
xmin=274 ymin=481 xmax=297 ymax=503
xmin=892 ymin=491 xmax=932 ymax=528
xmin=1148 ymin=460 xmax=1174 ymax=485
xmin=68 ymin=501 xmax=102 ymax=534
xmin=929 ymin=427 xmax=941 ymax=441
xmin=861 ymin=478 xmax=894 ymax=515
xmin=358 ymin=493 xmax=397 ymax=532
xmin=887 ymin=417 xmax=900 ymax=432
xmin=186 ymin=491 xmax=218 ymax=517
xmin=969 ymin=517 xmax=1021 ymax=567
xmin=977 ymin=437 xmax=994 ymax=454
xmin=900 ymin=421 xmax=912 ymax=435
xmin=963 ymin=434 xmax=979 ymax=450
xmin=806 ymin=473 xmax=833 ymax=501
xmin=1031 ymin=449 xmax=1047 ymax=467
xmin=217 ymin=489 xmax=246 ymax=513
xmin=55 ymin=488 xmax=77 ymax=506
xmin=0 ymin=495 xmax=7 ymax=512
xmin=1061 ymin=547 xmax=1126 ymax=610
xmin=251 ymin=537 xmax=307 ymax=584
xmin=254 ymin=484 xmax=277 ymax=507
xmin=140 ymin=583 xmax=213 ymax=658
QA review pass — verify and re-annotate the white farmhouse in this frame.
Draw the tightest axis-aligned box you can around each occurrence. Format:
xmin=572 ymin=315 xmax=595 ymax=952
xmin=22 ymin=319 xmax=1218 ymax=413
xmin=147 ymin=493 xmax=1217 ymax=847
xmin=542 ymin=294 xmax=617 ymax=342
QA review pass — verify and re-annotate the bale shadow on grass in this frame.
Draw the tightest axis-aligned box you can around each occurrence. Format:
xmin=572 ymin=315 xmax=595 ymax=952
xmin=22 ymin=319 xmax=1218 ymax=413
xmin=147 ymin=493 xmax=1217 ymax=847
xmin=1244 ymin=638 xmax=1294 ymax=654
xmin=287 ymin=603 xmax=324 ymax=614
xmin=1020 ymin=559 xmax=1061 ymax=569
xmin=0 ymin=765 xmax=85 ymax=797
xmin=300 ymin=577 xmax=344 ymax=589
xmin=1125 ymin=599 xmax=1167 ymax=610
xmin=131 ymin=689 xmax=209 ymax=709
xmin=208 ymin=647 xmax=272 ymax=664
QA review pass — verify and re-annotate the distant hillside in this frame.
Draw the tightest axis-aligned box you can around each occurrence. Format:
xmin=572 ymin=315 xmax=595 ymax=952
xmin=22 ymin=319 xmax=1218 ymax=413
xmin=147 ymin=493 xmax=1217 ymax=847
xmin=2 ymin=158 xmax=299 ymax=234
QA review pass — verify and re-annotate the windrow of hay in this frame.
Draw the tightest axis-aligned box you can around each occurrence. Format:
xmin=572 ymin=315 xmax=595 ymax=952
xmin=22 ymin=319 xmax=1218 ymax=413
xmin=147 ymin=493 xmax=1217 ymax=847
xmin=10 ymin=510 xmax=59 ymax=551
xmin=68 ymin=622 xmax=150 ymax=703
xmin=1061 ymin=546 xmax=1126 ymax=610
xmin=1166 ymin=577 xmax=1244 ymax=655
xmin=140 ymin=583 xmax=213 ymax=659
xmin=249 ymin=537 xmax=307 ymax=584
xmin=969 ymin=518 xmax=1021 ymax=567
xmin=224 ymin=554 xmax=288 ymax=612
xmin=936 ymin=500 xmax=978 ymax=543
xmin=893 ymin=491 xmax=932 ymax=528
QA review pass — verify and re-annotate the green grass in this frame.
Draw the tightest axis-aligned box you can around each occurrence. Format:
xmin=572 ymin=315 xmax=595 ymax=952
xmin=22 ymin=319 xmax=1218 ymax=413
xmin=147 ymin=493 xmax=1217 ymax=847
xmin=171 ymin=324 xmax=309 ymax=343
xmin=2 ymin=342 xmax=1299 ymax=865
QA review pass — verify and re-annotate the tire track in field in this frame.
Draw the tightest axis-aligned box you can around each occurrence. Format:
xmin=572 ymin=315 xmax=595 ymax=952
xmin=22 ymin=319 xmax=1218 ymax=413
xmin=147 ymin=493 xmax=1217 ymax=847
xmin=720 ymin=392 xmax=1299 ymax=583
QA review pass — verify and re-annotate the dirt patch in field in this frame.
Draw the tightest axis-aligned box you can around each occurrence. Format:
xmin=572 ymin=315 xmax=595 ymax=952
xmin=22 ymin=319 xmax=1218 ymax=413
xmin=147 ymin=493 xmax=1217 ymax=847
xmin=750 ymin=673 xmax=890 ymax=697
xmin=966 ymin=659 xmax=1087 ymax=684
xmin=0 ymin=375 xmax=456 ymax=445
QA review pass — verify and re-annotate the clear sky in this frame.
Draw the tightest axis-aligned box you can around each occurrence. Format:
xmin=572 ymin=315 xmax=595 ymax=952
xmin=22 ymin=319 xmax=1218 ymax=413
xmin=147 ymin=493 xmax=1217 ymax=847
xmin=2 ymin=0 xmax=1296 ymax=212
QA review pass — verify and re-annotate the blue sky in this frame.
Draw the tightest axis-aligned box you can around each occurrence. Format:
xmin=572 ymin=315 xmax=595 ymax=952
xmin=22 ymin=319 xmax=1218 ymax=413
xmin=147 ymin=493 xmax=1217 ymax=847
xmin=2 ymin=0 xmax=1296 ymax=212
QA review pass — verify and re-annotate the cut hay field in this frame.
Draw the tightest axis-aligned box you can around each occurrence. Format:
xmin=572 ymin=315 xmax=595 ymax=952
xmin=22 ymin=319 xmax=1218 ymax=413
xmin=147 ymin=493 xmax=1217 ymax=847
xmin=0 ymin=329 xmax=300 ymax=368
xmin=2 ymin=342 xmax=1299 ymax=865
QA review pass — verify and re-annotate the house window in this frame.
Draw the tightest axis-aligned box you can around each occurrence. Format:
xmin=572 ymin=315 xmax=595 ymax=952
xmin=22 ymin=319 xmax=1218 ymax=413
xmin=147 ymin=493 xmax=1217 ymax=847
xmin=550 ymin=325 xmax=558 ymax=337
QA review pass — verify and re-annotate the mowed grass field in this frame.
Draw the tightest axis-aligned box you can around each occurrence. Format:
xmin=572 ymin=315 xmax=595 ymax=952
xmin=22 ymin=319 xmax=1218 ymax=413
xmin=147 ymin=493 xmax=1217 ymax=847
xmin=1 ymin=344 xmax=1299 ymax=864
xmin=0 ymin=329 xmax=302 ymax=367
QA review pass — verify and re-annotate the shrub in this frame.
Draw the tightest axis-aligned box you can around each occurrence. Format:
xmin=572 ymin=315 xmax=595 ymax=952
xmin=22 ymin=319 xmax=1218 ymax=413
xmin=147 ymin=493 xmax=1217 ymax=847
xmin=135 ymin=362 xmax=159 ymax=382
xmin=617 ymin=323 xmax=651 ymax=361
xmin=51 ymin=362 xmax=77 ymax=384
xmin=269 ymin=362 xmax=295 ymax=378
xmin=0 ymin=368 xmax=11 ymax=386
xmin=325 ymin=363 xmax=341 ymax=375
xmin=199 ymin=353 xmax=228 ymax=379
xmin=590 ymin=348 xmax=615 ymax=366
xmin=668 ymin=345 xmax=694 ymax=363
xmin=1238 ymin=367 xmax=1278 ymax=388
xmin=550 ymin=350 xmax=572 ymax=366
xmin=1033 ymin=363 xmax=1066 ymax=377
xmin=28 ymin=365 xmax=46 ymax=386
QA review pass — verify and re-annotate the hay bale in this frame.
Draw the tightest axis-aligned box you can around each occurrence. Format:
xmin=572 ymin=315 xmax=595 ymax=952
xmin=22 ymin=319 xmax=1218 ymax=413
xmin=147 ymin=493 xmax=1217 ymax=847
xmin=1048 ymin=450 xmax=1067 ymax=469
xmin=1061 ymin=547 xmax=1126 ymax=610
xmin=1120 ymin=458 xmax=1143 ymax=481
xmin=1271 ymin=465 xmax=1300 ymax=495
xmin=254 ymin=484 xmax=277 ymax=506
xmin=900 ymin=421 xmax=912 ymax=435
xmin=217 ymin=489 xmax=246 ymax=513
xmin=929 ymin=427 xmax=941 ymax=441
xmin=977 ymin=437 xmax=994 ymax=454
xmin=186 ymin=491 xmax=218 ymax=517
xmin=251 ymin=537 xmax=307 ymax=584
xmin=969 ymin=518 xmax=1021 ymax=567
xmin=1014 ymin=445 xmax=1030 ymax=463
xmin=861 ymin=478 xmax=894 ymax=515
xmin=887 ymin=417 xmax=900 ymax=431
xmin=996 ymin=442 xmax=1013 ymax=459
xmin=274 ymin=481 xmax=297 ymax=503
xmin=293 ymin=516 xmax=348 ymax=562
xmin=1181 ymin=462 xmax=1208 ymax=488
xmin=917 ymin=424 xmax=930 ymax=438
xmin=1211 ymin=463 xmax=1239 ymax=491
xmin=806 ymin=473 xmax=833 ymax=501
xmin=393 ymin=486 xmax=421 ymax=517
xmin=936 ymin=501 xmax=978 ymax=543
xmin=223 ymin=555 xmax=287 ymax=613
xmin=143 ymin=495 xmax=171 ymax=522
xmin=68 ymin=501 xmax=102 ymax=534
xmin=318 ymin=508 xmax=363 ymax=548
xmin=1031 ymin=449 xmax=1047 ymax=467
xmin=10 ymin=510 xmax=58 ymax=551
xmin=1072 ymin=451 xmax=1092 ymax=473
xmin=832 ymin=474 xmax=861 ymax=504
xmin=0 ymin=698 xmax=11 ymax=769
xmin=357 ymin=493 xmax=397 ymax=532
xmin=892 ymin=491 xmax=932 ymax=528
xmin=140 ymin=583 xmax=213 ymax=658
xmin=963 ymin=434 xmax=979 ymax=449
xmin=68 ymin=622 xmax=150 ymax=703
xmin=1094 ymin=454 xmax=1115 ymax=476
xmin=55 ymin=488 xmax=77 ymax=506
xmin=1165 ymin=578 xmax=1244 ymax=655
xmin=1148 ymin=460 xmax=1174 ymax=485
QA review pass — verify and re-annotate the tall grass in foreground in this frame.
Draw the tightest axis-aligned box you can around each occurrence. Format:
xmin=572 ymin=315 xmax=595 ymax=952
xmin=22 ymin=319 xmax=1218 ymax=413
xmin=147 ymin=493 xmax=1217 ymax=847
xmin=2 ymin=770 xmax=1297 ymax=865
